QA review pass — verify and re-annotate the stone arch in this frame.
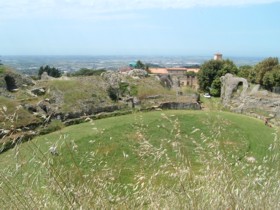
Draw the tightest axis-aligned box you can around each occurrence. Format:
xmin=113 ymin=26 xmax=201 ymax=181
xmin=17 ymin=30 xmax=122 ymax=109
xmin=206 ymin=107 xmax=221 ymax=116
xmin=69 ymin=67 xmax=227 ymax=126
xmin=4 ymin=75 xmax=17 ymax=91
xmin=237 ymin=81 xmax=243 ymax=88
xmin=231 ymin=81 xmax=246 ymax=99
xmin=234 ymin=81 xmax=244 ymax=92
xmin=220 ymin=73 xmax=249 ymax=105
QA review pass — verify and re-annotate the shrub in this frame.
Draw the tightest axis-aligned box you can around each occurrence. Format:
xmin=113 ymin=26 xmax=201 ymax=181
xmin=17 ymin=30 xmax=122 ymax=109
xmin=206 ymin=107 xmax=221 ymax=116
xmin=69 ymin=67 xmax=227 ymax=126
xmin=107 ymin=86 xmax=119 ymax=101
xmin=130 ymin=85 xmax=138 ymax=96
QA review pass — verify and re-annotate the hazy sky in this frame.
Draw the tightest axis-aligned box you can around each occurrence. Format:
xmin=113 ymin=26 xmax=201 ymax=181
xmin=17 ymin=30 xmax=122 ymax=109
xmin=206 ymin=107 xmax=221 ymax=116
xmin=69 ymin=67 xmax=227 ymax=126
xmin=1 ymin=0 xmax=280 ymax=57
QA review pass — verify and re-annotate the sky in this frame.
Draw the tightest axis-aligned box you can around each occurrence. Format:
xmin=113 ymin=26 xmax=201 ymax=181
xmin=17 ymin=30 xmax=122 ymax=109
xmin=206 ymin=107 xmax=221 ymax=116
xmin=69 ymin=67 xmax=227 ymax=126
xmin=0 ymin=0 xmax=280 ymax=57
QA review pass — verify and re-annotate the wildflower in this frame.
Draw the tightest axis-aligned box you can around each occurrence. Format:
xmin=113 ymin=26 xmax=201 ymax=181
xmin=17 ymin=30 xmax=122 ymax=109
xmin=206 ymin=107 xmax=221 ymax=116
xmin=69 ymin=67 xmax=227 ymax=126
xmin=191 ymin=128 xmax=200 ymax=134
xmin=2 ymin=106 xmax=7 ymax=112
xmin=49 ymin=145 xmax=59 ymax=155
xmin=245 ymin=156 xmax=256 ymax=163
xmin=122 ymin=151 xmax=129 ymax=158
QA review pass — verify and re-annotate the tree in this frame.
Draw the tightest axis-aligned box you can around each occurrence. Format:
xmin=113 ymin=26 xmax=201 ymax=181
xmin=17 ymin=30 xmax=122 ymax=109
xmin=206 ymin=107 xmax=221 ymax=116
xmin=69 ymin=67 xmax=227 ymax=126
xmin=262 ymin=65 xmax=280 ymax=91
xmin=198 ymin=59 xmax=238 ymax=96
xmin=38 ymin=65 xmax=62 ymax=78
xmin=133 ymin=60 xmax=150 ymax=74
xmin=262 ymin=71 xmax=274 ymax=91
xmin=135 ymin=60 xmax=146 ymax=69
xmin=237 ymin=65 xmax=256 ymax=83
xmin=237 ymin=65 xmax=252 ymax=79
xmin=254 ymin=57 xmax=278 ymax=85
xmin=210 ymin=77 xmax=221 ymax=96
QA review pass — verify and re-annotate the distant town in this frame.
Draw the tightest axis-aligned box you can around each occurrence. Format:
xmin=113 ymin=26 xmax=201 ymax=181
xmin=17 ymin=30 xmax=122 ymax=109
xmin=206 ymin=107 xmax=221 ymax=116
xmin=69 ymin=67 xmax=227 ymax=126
xmin=0 ymin=55 xmax=264 ymax=76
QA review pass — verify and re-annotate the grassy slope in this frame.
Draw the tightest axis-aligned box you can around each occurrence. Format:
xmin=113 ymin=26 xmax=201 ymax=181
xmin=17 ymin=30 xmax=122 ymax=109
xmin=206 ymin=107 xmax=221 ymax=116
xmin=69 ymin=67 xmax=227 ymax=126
xmin=1 ymin=110 xmax=279 ymax=208
xmin=0 ymin=96 xmax=40 ymax=129
xmin=0 ymin=66 xmax=42 ymax=130
xmin=2 ymin=110 xmax=272 ymax=163
xmin=37 ymin=76 xmax=177 ymax=112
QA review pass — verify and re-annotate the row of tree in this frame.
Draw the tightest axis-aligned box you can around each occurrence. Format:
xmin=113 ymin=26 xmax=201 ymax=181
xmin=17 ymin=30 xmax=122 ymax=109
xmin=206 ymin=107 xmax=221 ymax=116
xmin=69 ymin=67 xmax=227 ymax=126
xmin=134 ymin=60 xmax=150 ymax=72
xmin=198 ymin=57 xmax=280 ymax=96
xmin=38 ymin=65 xmax=62 ymax=78
xmin=38 ymin=66 xmax=108 ymax=78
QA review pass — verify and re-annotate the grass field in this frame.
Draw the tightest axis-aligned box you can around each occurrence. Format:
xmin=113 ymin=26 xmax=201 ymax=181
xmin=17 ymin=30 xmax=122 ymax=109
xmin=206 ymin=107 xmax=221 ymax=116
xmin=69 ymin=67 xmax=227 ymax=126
xmin=0 ymin=110 xmax=280 ymax=209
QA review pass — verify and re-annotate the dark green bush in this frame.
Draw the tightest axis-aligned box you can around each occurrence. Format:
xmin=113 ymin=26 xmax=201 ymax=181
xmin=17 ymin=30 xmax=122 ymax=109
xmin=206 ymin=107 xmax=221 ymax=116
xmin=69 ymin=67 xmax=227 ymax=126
xmin=107 ymin=86 xmax=119 ymax=102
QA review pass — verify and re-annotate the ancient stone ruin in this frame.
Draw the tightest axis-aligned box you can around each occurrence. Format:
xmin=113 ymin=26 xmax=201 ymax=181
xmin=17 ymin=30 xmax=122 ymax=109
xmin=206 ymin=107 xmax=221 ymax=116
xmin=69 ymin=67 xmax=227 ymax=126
xmin=220 ymin=73 xmax=280 ymax=124
xmin=0 ymin=71 xmax=34 ymax=95
xmin=220 ymin=73 xmax=249 ymax=105
xmin=4 ymin=75 xmax=18 ymax=91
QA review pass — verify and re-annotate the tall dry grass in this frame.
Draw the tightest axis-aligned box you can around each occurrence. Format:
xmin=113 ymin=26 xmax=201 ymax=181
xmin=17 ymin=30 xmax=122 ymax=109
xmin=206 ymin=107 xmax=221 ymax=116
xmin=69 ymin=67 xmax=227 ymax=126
xmin=0 ymin=110 xmax=280 ymax=209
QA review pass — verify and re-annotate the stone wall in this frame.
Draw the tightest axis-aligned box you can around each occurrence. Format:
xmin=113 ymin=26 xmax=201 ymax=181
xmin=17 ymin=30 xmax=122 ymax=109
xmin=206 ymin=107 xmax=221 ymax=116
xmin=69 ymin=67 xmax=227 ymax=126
xmin=159 ymin=102 xmax=201 ymax=110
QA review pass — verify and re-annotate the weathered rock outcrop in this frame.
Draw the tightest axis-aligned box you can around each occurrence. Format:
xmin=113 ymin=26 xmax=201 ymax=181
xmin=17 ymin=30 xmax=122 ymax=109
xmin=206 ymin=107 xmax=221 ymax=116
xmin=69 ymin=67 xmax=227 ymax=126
xmin=127 ymin=69 xmax=147 ymax=78
xmin=41 ymin=72 xmax=54 ymax=80
xmin=158 ymin=75 xmax=173 ymax=89
xmin=31 ymin=87 xmax=46 ymax=96
xmin=0 ymin=70 xmax=34 ymax=93
xmin=101 ymin=71 xmax=126 ymax=87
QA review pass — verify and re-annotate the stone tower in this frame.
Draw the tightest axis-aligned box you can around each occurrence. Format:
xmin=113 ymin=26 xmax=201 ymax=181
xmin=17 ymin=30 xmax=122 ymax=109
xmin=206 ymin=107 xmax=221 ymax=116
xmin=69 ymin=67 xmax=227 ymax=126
xmin=214 ymin=53 xmax=223 ymax=61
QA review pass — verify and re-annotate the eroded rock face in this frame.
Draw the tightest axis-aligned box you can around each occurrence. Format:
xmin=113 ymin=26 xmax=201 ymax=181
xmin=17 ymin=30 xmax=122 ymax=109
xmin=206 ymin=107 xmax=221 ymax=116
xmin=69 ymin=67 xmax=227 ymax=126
xmin=127 ymin=69 xmax=147 ymax=78
xmin=101 ymin=71 xmax=126 ymax=87
xmin=31 ymin=87 xmax=46 ymax=96
xmin=220 ymin=73 xmax=249 ymax=105
xmin=159 ymin=75 xmax=173 ymax=89
xmin=0 ymin=72 xmax=34 ymax=91
xmin=41 ymin=72 xmax=54 ymax=80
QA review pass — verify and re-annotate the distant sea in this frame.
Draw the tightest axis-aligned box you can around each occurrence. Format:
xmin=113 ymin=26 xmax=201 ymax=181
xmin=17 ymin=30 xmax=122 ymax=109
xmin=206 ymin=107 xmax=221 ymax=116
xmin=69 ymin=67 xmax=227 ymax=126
xmin=0 ymin=55 xmax=268 ymax=75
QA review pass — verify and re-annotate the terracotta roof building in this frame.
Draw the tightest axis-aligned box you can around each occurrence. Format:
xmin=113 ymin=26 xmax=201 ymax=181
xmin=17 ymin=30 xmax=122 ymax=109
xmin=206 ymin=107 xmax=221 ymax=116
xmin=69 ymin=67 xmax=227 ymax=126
xmin=149 ymin=67 xmax=200 ymax=75
xmin=149 ymin=68 xmax=168 ymax=74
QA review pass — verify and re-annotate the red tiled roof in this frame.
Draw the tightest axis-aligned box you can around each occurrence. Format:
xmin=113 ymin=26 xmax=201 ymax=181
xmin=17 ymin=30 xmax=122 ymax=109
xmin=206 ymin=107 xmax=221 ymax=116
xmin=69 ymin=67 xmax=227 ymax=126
xmin=149 ymin=67 xmax=200 ymax=74
xmin=167 ymin=68 xmax=188 ymax=71
xmin=149 ymin=68 xmax=168 ymax=74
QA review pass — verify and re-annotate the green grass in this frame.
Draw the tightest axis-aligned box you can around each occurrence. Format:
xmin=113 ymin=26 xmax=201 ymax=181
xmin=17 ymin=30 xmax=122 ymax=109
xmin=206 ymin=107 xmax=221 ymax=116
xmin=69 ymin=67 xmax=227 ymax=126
xmin=132 ymin=77 xmax=176 ymax=100
xmin=200 ymin=95 xmax=225 ymax=110
xmin=43 ymin=77 xmax=111 ymax=112
xmin=0 ymin=96 xmax=41 ymax=130
xmin=0 ymin=110 xmax=279 ymax=209
xmin=0 ymin=66 xmax=4 ymax=74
